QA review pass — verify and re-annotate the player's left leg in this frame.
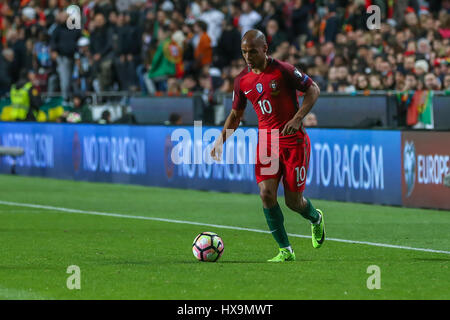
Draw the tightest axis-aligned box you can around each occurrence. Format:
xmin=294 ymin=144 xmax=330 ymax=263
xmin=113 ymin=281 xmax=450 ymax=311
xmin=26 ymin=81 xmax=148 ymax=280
xmin=281 ymin=134 xmax=325 ymax=248
xmin=284 ymin=190 xmax=325 ymax=248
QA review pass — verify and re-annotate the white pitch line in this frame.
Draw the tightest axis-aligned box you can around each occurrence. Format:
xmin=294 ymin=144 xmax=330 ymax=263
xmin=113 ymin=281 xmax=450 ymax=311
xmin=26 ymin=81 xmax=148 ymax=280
xmin=1 ymin=200 xmax=449 ymax=255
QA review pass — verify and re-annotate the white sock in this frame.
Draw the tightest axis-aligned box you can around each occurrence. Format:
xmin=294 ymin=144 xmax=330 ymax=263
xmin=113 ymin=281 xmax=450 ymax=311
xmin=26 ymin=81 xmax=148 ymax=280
xmin=282 ymin=246 xmax=293 ymax=253
xmin=312 ymin=212 xmax=322 ymax=225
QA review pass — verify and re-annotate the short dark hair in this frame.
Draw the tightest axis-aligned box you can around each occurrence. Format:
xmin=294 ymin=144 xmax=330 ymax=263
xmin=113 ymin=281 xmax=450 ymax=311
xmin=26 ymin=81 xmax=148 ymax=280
xmin=196 ymin=20 xmax=208 ymax=32
xmin=101 ymin=110 xmax=111 ymax=119
xmin=169 ymin=113 xmax=182 ymax=124
xmin=159 ymin=24 xmax=170 ymax=34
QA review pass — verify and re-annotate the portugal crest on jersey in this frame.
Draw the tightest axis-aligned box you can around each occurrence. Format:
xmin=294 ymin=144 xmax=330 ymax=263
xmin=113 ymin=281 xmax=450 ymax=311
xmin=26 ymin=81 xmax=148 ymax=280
xmin=256 ymin=83 xmax=263 ymax=93
xmin=270 ymin=79 xmax=280 ymax=96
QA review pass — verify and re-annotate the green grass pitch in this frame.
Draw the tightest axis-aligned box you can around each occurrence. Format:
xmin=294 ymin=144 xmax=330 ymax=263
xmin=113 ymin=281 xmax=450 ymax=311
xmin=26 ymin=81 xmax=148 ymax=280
xmin=0 ymin=174 xmax=449 ymax=300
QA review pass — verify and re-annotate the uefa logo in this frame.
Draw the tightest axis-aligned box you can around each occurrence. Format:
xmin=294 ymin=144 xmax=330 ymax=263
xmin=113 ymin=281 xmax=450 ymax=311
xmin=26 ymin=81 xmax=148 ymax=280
xmin=403 ymin=141 xmax=416 ymax=197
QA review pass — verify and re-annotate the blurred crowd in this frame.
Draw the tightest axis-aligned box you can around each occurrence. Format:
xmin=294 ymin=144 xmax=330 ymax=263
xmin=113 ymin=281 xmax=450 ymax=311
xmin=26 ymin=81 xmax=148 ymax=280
xmin=0 ymin=0 xmax=448 ymax=107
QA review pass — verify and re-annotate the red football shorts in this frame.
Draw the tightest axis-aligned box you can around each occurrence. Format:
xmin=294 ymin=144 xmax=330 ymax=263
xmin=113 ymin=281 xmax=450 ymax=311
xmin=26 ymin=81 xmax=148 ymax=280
xmin=255 ymin=133 xmax=311 ymax=193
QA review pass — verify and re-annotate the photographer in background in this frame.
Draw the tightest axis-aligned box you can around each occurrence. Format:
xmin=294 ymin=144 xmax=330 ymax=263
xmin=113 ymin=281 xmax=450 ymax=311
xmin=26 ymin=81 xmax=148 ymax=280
xmin=58 ymin=92 xmax=92 ymax=123
xmin=98 ymin=109 xmax=112 ymax=124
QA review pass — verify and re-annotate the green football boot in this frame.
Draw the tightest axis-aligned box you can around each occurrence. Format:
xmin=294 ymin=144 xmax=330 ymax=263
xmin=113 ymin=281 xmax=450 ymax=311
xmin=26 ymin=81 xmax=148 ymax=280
xmin=267 ymin=248 xmax=296 ymax=262
xmin=311 ymin=209 xmax=325 ymax=248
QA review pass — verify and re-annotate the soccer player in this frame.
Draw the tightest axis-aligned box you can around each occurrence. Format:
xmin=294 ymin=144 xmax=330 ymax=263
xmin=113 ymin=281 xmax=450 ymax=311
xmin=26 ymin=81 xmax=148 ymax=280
xmin=210 ymin=29 xmax=325 ymax=262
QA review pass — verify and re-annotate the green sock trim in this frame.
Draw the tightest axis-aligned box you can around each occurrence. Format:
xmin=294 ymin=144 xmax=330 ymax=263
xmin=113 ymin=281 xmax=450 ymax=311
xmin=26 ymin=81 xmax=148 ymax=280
xmin=263 ymin=203 xmax=290 ymax=248
xmin=301 ymin=198 xmax=320 ymax=224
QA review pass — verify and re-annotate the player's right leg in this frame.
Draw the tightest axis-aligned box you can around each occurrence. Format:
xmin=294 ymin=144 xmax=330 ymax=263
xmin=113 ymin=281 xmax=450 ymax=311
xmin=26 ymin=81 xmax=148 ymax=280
xmin=258 ymin=178 xmax=296 ymax=262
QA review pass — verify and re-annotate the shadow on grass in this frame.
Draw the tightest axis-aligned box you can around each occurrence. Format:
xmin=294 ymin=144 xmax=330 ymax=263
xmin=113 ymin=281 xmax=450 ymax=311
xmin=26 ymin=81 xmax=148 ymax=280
xmin=215 ymin=261 xmax=269 ymax=264
xmin=85 ymin=256 xmax=315 ymax=265
xmin=411 ymin=257 xmax=450 ymax=262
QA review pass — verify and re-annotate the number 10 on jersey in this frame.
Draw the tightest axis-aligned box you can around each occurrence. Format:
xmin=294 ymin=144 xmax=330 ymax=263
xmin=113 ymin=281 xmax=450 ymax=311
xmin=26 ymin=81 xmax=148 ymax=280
xmin=258 ymin=99 xmax=272 ymax=115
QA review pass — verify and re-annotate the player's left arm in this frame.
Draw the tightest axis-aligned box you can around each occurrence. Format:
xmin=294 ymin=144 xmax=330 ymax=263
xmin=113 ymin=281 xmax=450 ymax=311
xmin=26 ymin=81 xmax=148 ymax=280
xmin=280 ymin=63 xmax=320 ymax=135
xmin=281 ymin=82 xmax=320 ymax=135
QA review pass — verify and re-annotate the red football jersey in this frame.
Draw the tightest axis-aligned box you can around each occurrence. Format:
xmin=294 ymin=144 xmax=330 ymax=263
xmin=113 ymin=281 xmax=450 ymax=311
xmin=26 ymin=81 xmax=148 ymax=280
xmin=232 ymin=57 xmax=312 ymax=142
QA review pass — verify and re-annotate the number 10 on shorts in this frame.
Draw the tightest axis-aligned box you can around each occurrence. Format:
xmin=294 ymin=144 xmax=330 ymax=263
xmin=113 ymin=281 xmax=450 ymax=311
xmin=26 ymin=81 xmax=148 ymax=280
xmin=295 ymin=166 xmax=306 ymax=186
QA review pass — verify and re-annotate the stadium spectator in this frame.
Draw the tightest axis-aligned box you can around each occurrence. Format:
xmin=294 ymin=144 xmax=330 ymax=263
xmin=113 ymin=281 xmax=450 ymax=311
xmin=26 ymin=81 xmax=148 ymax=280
xmin=114 ymin=12 xmax=140 ymax=92
xmin=303 ymin=112 xmax=318 ymax=127
xmin=161 ymin=0 xmax=175 ymax=13
xmin=98 ymin=109 xmax=112 ymax=124
xmin=50 ymin=11 xmax=81 ymax=101
xmin=5 ymin=69 xmax=42 ymax=121
xmin=369 ymin=74 xmax=383 ymax=90
xmin=21 ymin=6 xmax=40 ymax=40
xmin=180 ymin=74 xmax=201 ymax=95
xmin=395 ymin=73 xmax=406 ymax=91
xmin=89 ymin=13 xmax=114 ymax=92
xmin=6 ymin=28 xmax=27 ymax=85
xmin=72 ymin=37 xmax=92 ymax=95
xmin=265 ymin=19 xmax=288 ymax=54
xmin=336 ymin=66 xmax=350 ymax=84
xmin=167 ymin=77 xmax=181 ymax=96
xmin=291 ymin=0 xmax=311 ymax=48
xmin=193 ymin=20 xmax=212 ymax=70
xmin=417 ymin=38 xmax=432 ymax=61
xmin=414 ymin=59 xmax=429 ymax=77
xmin=383 ymin=71 xmax=396 ymax=90
xmin=147 ymin=26 xmax=176 ymax=93
xmin=324 ymin=2 xmax=339 ymax=43
xmin=402 ymin=55 xmax=416 ymax=74
xmin=216 ymin=18 xmax=242 ymax=69
xmin=198 ymin=0 xmax=224 ymax=48
xmin=179 ymin=22 xmax=195 ymax=75
xmin=218 ymin=76 xmax=233 ymax=94
xmin=239 ymin=1 xmax=261 ymax=37
xmin=355 ymin=74 xmax=369 ymax=91
xmin=44 ymin=0 xmax=60 ymax=28
xmin=424 ymin=72 xmax=441 ymax=90
xmin=198 ymin=73 xmax=216 ymax=124
xmin=59 ymin=92 xmax=92 ymax=123
xmin=300 ymin=40 xmax=317 ymax=67
xmin=444 ymin=74 xmax=450 ymax=91
xmin=0 ymin=49 xmax=14 ymax=97
xmin=33 ymin=30 xmax=52 ymax=80
xmin=321 ymin=42 xmax=335 ymax=67
xmin=286 ymin=44 xmax=301 ymax=66
xmin=272 ymin=40 xmax=290 ymax=61
xmin=228 ymin=1 xmax=241 ymax=28
xmin=256 ymin=1 xmax=285 ymax=34
xmin=403 ymin=73 xmax=418 ymax=91
xmin=24 ymin=38 xmax=34 ymax=72
xmin=0 ymin=0 xmax=447 ymax=113
xmin=307 ymin=64 xmax=327 ymax=91
xmin=326 ymin=66 xmax=338 ymax=92
xmin=166 ymin=112 xmax=183 ymax=125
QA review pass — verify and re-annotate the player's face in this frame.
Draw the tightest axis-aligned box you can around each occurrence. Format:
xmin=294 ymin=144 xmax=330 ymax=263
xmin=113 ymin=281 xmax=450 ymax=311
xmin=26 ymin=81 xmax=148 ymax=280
xmin=241 ymin=40 xmax=267 ymax=70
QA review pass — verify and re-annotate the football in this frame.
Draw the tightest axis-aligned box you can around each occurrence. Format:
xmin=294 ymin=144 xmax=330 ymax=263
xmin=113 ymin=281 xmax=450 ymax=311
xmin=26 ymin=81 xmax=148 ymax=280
xmin=192 ymin=232 xmax=224 ymax=262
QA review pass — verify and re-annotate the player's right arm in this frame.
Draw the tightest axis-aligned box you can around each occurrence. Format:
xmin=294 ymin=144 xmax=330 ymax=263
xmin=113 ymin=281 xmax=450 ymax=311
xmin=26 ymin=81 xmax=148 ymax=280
xmin=211 ymin=76 xmax=247 ymax=161
xmin=210 ymin=108 xmax=244 ymax=162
